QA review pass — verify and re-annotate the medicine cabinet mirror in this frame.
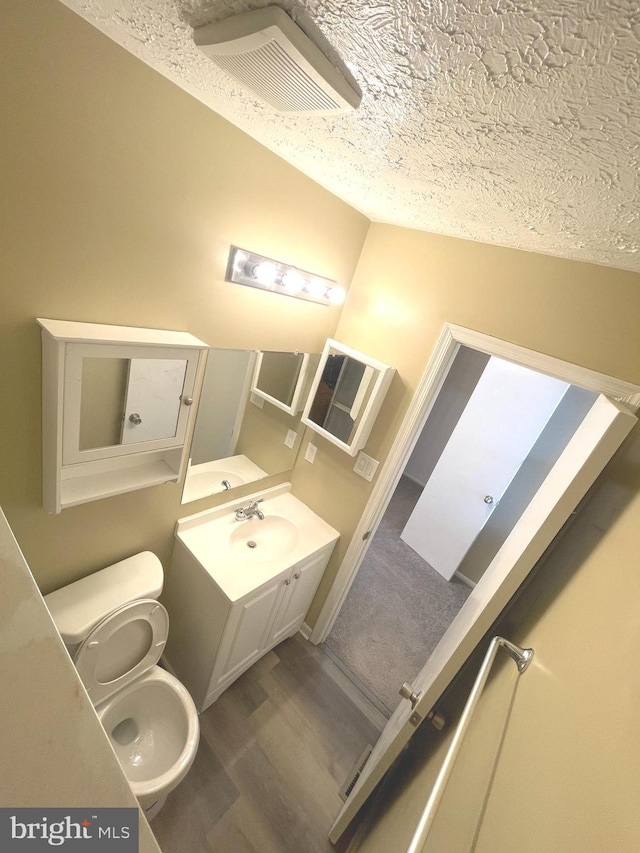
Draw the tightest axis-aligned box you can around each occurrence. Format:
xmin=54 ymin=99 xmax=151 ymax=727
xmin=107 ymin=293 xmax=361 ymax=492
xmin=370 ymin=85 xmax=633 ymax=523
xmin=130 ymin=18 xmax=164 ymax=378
xmin=251 ymin=351 xmax=319 ymax=415
xmin=38 ymin=318 xmax=209 ymax=514
xmin=182 ymin=348 xmax=315 ymax=504
xmin=64 ymin=348 xmax=197 ymax=464
xmin=301 ymin=339 xmax=395 ymax=456
xmin=78 ymin=357 xmax=187 ymax=450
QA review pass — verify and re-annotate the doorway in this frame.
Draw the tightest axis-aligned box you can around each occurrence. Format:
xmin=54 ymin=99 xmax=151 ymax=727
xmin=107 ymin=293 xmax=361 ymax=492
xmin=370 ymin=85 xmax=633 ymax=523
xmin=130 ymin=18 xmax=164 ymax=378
xmin=322 ymin=343 xmax=598 ymax=715
xmin=323 ymin=473 xmax=471 ymax=714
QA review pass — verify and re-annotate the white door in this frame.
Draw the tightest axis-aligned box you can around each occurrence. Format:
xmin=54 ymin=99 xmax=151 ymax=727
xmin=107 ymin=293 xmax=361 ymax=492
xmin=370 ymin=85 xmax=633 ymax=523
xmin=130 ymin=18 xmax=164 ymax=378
xmin=401 ymin=357 xmax=570 ymax=580
xmin=121 ymin=358 xmax=187 ymax=444
xmin=329 ymin=394 xmax=636 ymax=843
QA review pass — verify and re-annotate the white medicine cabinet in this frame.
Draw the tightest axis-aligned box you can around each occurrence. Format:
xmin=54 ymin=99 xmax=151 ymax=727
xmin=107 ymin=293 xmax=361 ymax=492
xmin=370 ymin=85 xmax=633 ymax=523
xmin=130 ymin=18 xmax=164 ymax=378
xmin=38 ymin=318 xmax=209 ymax=513
xmin=301 ymin=339 xmax=395 ymax=455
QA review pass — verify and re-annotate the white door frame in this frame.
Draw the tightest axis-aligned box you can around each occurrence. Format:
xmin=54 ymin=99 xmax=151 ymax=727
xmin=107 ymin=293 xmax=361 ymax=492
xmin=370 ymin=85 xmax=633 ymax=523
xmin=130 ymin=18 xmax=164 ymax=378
xmin=310 ymin=323 xmax=640 ymax=645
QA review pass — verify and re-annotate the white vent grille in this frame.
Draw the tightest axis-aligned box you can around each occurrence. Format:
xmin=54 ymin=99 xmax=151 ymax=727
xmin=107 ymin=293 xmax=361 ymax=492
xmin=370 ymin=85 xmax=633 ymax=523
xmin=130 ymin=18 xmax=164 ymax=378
xmin=215 ymin=40 xmax=340 ymax=113
xmin=194 ymin=7 xmax=360 ymax=116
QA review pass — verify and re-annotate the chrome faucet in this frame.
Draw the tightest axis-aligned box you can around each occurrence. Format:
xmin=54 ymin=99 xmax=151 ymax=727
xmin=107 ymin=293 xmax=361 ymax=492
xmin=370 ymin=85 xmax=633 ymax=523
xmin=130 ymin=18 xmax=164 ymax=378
xmin=234 ymin=499 xmax=265 ymax=521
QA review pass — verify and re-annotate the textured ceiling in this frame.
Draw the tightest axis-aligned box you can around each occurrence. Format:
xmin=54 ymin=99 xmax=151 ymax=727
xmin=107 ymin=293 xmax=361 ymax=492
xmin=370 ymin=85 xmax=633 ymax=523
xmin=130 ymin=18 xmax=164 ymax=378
xmin=59 ymin=0 xmax=640 ymax=272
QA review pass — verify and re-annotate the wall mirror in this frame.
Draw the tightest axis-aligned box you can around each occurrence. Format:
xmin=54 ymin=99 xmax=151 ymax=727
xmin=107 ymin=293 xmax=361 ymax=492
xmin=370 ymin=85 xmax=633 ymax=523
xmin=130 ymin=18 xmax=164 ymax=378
xmin=301 ymin=339 xmax=395 ymax=456
xmin=251 ymin=350 xmax=320 ymax=415
xmin=182 ymin=348 xmax=314 ymax=504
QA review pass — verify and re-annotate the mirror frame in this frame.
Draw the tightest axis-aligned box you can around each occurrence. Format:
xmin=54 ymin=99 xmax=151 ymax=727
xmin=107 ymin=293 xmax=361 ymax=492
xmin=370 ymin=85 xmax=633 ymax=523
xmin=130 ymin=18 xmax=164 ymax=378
xmin=301 ymin=339 xmax=395 ymax=456
xmin=250 ymin=351 xmax=311 ymax=415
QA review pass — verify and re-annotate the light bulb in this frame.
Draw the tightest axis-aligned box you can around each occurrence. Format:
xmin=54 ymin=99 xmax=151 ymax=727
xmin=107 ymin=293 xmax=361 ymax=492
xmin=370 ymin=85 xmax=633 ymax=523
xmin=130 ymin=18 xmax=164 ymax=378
xmin=253 ymin=262 xmax=278 ymax=285
xmin=281 ymin=269 xmax=304 ymax=293
xmin=306 ymin=277 xmax=328 ymax=299
xmin=327 ymin=285 xmax=346 ymax=305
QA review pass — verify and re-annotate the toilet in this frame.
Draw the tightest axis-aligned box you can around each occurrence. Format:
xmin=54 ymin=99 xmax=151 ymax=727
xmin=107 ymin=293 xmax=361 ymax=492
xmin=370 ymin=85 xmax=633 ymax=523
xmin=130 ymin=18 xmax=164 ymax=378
xmin=44 ymin=551 xmax=199 ymax=820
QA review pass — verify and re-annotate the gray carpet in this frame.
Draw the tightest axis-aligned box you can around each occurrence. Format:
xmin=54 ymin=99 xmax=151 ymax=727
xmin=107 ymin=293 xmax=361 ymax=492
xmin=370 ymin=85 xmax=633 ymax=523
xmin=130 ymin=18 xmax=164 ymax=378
xmin=324 ymin=476 xmax=471 ymax=715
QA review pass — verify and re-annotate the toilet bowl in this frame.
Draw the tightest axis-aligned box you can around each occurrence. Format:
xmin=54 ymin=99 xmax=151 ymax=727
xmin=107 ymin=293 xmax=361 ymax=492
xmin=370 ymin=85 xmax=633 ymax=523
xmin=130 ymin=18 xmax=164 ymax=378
xmin=97 ymin=666 xmax=199 ymax=811
xmin=44 ymin=552 xmax=199 ymax=818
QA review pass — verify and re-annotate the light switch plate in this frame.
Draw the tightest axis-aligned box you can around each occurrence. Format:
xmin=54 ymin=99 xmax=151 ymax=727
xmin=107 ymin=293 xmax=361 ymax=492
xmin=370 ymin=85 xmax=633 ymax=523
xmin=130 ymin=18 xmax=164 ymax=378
xmin=304 ymin=442 xmax=317 ymax=463
xmin=354 ymin=451 xmax=379 ymax=482
xmin=285 ymin=429 xmax=297 ymax=449
xmin=250 ymin=392 xmax=264 ymax=408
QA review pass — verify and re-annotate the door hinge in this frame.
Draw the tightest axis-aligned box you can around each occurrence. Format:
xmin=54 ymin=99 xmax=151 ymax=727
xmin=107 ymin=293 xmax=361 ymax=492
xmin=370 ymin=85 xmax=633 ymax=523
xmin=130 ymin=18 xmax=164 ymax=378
xmin=409 ymin=709 xmax=446 ymax=730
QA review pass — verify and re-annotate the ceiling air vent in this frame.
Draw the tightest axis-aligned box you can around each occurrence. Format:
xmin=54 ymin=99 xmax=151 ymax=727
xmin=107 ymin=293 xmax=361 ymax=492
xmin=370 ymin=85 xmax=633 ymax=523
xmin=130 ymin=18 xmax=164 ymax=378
xmin=194 ymin=6 xmax=360 ymax=116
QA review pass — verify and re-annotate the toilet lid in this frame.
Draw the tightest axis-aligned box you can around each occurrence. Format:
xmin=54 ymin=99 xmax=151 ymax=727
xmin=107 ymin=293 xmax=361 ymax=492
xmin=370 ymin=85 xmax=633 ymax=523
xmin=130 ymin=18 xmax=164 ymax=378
xmin=74 ymin=599 xmax=169 ymax=706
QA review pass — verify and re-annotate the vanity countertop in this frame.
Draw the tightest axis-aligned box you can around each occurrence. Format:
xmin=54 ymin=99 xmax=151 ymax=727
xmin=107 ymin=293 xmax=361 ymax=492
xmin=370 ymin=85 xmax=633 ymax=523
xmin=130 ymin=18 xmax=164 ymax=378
xmin=174 ymin=484 xmax=340 ymax=602
xmin=0 ymin=507 xmax=161 ymax=852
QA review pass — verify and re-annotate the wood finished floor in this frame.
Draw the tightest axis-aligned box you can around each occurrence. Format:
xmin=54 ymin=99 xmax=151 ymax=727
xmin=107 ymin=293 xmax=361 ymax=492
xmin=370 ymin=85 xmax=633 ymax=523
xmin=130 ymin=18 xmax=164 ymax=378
xmin=152 ymin=635 xmax=386 ymax=853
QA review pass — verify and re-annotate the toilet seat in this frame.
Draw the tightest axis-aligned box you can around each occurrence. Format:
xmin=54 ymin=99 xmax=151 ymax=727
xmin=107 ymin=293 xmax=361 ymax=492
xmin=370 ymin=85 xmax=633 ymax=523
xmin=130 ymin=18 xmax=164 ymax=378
xmin=74 ymin=599 xmax=169 ymax=706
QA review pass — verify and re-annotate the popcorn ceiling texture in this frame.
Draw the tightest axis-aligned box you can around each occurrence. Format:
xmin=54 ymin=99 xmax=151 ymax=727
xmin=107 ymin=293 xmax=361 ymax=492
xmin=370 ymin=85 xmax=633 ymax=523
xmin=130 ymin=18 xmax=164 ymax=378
xmin=60 ymin=0 xmax=640 ymax=271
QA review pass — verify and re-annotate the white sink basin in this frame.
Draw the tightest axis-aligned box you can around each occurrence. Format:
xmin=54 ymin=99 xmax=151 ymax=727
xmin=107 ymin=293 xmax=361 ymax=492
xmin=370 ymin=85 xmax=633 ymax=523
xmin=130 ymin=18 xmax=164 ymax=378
xmin=174 ymin=485 xmax=340 ymax=602
xmin=229 ymin=515 xmax=299 ymax=561
xmin=181 ymin=455 xmax=268 ymax=503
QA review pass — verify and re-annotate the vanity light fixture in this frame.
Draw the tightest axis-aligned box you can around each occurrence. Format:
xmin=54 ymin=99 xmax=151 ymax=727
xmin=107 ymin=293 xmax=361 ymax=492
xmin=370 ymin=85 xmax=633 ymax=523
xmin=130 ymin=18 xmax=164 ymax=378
xmin=226 ymin=246 xmax=345 ymax=306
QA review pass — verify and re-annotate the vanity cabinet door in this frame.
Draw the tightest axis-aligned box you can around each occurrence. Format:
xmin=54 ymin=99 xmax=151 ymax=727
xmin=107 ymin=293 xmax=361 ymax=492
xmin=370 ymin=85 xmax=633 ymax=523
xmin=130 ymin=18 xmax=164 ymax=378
xmin=209 ymin=574 xmax=287 ymax=694
xmin=266 ymin=547 xmax=333 ymax=648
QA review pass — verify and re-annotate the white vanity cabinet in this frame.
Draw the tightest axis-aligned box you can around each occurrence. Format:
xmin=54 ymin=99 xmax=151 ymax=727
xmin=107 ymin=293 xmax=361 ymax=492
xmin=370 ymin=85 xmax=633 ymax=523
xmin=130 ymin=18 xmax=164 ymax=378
xmin=206 ymin=546 xmax=334 ymax=705
xmin=162 ymin=486 xmax=339 ymax=712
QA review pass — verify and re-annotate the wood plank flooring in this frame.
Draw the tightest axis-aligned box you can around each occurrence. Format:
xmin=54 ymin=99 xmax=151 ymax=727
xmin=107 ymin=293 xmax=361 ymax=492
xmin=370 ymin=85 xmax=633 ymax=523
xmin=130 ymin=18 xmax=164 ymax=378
xmin=152 ymin=635 xmax=386 ymax=853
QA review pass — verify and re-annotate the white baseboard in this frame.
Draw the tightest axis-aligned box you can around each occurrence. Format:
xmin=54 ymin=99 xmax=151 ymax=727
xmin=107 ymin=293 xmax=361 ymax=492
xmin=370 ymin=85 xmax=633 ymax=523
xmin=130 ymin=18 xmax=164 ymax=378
xmin=402 ymin=471 xmax=427 ymax=488
xmin=454 ymin=571 xmax=476 ymax=589
xmin=299 ymin=622 xmax=313 ymax=641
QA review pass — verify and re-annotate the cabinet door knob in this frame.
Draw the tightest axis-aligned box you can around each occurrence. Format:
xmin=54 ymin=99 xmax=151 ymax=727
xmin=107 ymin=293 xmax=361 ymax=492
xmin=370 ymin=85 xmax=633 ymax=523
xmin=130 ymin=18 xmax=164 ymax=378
xmin=293 ymin=572 xmax=301 ymax=580
xmin=181 ymin=396 xmax=194 ymax=406
xmin=129 ymin=413 xmax=142 ymax=425
xmin=284 ymin=578 xmax=291 ymax=586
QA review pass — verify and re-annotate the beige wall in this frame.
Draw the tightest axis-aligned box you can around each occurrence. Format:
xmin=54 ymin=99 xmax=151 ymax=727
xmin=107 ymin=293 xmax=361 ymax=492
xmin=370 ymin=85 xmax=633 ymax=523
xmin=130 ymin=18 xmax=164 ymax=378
xmin=236 ymin=398 xmax=304 ymax=474
xmin=0 ymin=0 xmax=369 ymax=593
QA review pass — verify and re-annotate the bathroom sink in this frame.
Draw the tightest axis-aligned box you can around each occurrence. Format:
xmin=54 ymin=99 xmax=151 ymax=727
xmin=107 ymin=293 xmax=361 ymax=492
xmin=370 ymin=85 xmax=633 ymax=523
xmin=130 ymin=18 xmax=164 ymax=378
xmin=229 ymin=515 xmax=299 ymax=561
xmin=174 ymin=484 xmax=340 ymax=601
xmin=190 ymin=470 xmax=244 ymax=488
xmin=181 ymin=455 xmax=269 ymax=503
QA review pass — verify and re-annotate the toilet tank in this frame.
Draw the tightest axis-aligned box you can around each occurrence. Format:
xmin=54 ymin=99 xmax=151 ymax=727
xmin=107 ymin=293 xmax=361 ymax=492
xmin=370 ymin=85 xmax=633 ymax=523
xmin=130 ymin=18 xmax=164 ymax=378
xmin=44 ymin=552 xmax=164 ymax=648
